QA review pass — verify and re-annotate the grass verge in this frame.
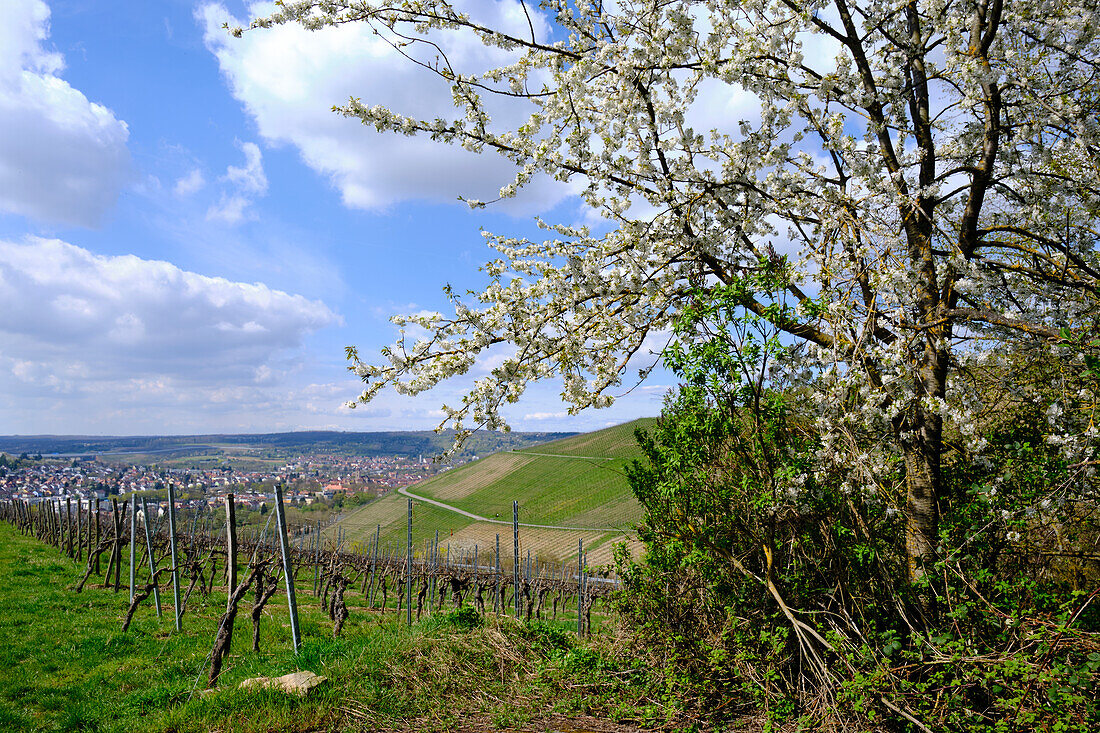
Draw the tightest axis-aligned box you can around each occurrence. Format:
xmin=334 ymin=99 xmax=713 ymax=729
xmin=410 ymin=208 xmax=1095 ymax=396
xmin=0 ymin=522 xmax=656 ymax=732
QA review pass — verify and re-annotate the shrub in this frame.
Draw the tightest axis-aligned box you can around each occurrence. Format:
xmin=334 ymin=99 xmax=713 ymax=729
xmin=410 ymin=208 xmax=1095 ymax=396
xmin=614 ymin=287 xmax=1100 ymax=730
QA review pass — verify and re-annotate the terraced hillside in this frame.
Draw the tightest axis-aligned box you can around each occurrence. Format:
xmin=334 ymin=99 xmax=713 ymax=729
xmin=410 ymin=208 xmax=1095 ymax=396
xmin=330 ymin=418 xmax=655 ymax=567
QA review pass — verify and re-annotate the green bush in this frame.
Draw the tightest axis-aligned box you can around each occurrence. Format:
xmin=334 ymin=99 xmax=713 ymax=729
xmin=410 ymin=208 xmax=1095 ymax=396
xmin=425 ymin=605 xmax=483 ymax=632
xmin=519 ymin=620 xmax=574 ymax=655
xmin=614 ymin=286 xmax=1100 ymax=731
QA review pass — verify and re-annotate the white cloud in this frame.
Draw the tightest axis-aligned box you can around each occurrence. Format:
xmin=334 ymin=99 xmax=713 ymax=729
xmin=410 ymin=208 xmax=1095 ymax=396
xmin=0 ymin=237 xmax=339 ymax=387
xmin=174 ymin=168 xmax=206 ymax=197
xmin=199 ymin=1 xmax=571 ymax=214
xmin=206 ymin=194 xmax=251 ymax=224
xmin=523 ymin=411 xmax=568 ymax=421
xmin=224 ymin=141 xmax=266 ymax=194
xmin=0 ymin=0 xmax=131 ymax=226
xmin=207 ymin=140 xmax=268 ymax=223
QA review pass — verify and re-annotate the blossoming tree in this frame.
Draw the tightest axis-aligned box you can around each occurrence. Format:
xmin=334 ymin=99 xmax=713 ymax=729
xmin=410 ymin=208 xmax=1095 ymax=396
xmin=244 ymin=0 xmax=1100 ymax=585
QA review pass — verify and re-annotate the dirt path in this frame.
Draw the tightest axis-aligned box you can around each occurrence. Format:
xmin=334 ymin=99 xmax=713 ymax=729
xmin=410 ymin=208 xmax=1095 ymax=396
xmin=396 ymin=485 xmax=624 ymax=532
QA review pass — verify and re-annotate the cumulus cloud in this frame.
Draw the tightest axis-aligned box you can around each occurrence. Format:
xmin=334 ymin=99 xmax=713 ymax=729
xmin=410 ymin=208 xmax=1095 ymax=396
xmin=199 ymin=1 xmax=571 ymax=213
xmin=0 ymin=0 xmax=131 ymax=226
xmin=0 ymin=237 xmax=339 ymax=388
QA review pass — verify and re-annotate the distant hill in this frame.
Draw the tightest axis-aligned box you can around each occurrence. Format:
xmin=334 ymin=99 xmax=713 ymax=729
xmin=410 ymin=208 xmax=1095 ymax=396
xmin=330 ymin=418 xmax=656 ymax=566
xmin=0 ymin=430 xmax=576 ymax=460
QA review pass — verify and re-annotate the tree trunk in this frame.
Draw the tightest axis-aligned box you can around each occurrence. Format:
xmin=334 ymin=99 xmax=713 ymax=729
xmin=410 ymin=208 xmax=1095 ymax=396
xmin=899 ymin=312 xmax=948 ymax=614
xmin=902 ymin=419 xmax=941 ymax=586
xmin=209 ymin=567 xmax=258 ymax=687
xmin=332 ymin=576 xmax=349 ymax=636
xmin=251 ymin=570 xmax=280 ymax=653
xmin=122 ymin=566 xmax=173 ymax=632
xmin=76 ymin=538 xmax=114 ymax=593
xmin=416 ymin=578 xmax=428 ymax=619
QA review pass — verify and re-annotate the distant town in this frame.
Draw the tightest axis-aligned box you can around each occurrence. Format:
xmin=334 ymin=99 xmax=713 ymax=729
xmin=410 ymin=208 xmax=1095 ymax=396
xmin=0 ymin=429 xmax=575 ymax=523
xmin=0 ymin=451 xmax=466 ymax=520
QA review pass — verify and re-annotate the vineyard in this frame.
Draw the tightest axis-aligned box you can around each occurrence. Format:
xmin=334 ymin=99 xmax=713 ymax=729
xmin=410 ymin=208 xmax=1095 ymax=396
xmin=332 ymin=418 xmax=653 ymax=565
xmin=0 ymin=487 xmax=616 ymax=690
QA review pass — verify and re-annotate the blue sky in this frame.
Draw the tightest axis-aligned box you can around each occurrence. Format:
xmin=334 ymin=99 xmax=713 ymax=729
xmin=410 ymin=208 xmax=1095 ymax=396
xmin=0 ymin=0 xmax=670 ymax=435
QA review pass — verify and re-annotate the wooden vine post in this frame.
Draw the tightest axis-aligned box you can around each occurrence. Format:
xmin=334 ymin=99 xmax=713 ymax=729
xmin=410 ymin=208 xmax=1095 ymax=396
xmin=406 ymin=498 xmax=413 ymax=627
xmin=129 ymin=495 xmax=137 ymax=603
xmin=66 ymin=497 xmax=73 ymax=557
xmin=494 ymin=533 xmax=501 ymax=614
xmin=312 ymin=522 xmax=320 ymax=595
xmin=110 ymin=498 xmax=123 ymax=592
xmin=513 ymin=501 xmax=521 ymax=617
xmin=225 ymin=493 xmax=237 ymax=611
xmin=273 ymin=484 xmax=301 ymax=654
xmin=140 ymin=496 xmax=162 ymax=620
xmin=430 ymin=529 xmax=439 ymax=604
xmin=167 ymin=485 xmax=181 ymax=631
xmin=577 ymin=539 xmax=584 ymax=637
xmin=93 ymin=497 xmax=101 ymax=574
xmin=367 ymin=523 xmax=380 ymax=607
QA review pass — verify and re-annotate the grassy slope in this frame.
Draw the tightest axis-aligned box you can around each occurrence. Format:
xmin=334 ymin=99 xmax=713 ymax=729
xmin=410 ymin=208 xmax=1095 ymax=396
xmin=332 ymin=419 xmax=655 ymax=565
xmin=0 ymin=523 xmax=650 ymax=733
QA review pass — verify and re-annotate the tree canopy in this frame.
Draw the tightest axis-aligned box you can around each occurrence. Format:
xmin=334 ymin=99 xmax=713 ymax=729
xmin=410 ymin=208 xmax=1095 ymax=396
xmin=244 ymin=0 xmax=1100 ymax=583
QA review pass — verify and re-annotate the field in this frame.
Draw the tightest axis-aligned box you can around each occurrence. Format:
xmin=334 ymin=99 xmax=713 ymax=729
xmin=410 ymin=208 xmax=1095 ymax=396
xmin=329 ymin=419 xmax=655 ymax=566
xmin=99 ymin=443 xmax=289 ymax=472
xmin=0 ymin=521 xmax=649 ymax=732
xmin=0 ymin=430 xmax=577 ymax=465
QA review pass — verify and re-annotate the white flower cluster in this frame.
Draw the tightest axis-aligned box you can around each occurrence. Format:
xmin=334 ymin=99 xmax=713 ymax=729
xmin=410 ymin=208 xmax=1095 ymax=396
xmin=254 ymin=0 xmax=1100 ymax=484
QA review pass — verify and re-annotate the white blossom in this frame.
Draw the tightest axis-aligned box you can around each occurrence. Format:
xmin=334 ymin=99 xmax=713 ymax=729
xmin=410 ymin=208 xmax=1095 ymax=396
xmin=246 ymin=1 xmax=1100 ymax=569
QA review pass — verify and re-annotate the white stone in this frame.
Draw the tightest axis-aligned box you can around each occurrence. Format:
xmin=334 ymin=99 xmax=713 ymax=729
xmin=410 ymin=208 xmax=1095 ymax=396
xmin=239 ymin=670 xmax=328 ymax=697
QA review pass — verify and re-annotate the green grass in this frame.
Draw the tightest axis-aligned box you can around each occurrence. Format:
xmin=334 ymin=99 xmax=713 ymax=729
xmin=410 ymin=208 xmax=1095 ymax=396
xmin=417 ymin=418 xmax=653 ymax=526
xmin=0 ymin=522 xmax=360 ymax=731
xmin=511 ymin=419 xmax=656 ymax=459
xmin=0 ymin=522 xmax=647 ymax=732
xmin=428 ymin=453 xmax=637 ymax=526
xmin=331 ymin=419 xmax=654 ymax=564
xmin=331 ymin=491 xmax=477 ymax=554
